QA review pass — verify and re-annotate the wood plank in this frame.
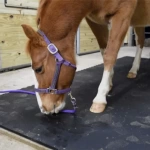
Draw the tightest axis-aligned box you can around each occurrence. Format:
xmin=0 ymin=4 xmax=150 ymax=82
xmin=7 ymin=0 xmax=38 ymax=8
xmin=79 ymin=19 xmax=99 ymax=53
xmin=79 ymin=19 xmax=129 ymax=54
xmin=0 ymin=53 xmax=2 ymax=69
xmin=0 ymin=13 xmax=37 ymax=68
xmin=0 ymin=0 xmax=37 ymax=15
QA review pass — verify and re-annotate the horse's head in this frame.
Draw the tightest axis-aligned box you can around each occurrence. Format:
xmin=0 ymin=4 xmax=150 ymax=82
xmin=22 ymin=25 xmax=76 ymax=114
xmin=21 ymin=0 xmax=92 ymax=114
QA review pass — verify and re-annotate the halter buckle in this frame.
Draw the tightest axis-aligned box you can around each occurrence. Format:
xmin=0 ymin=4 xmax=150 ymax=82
xmin=47 ymin=88 xmax=57 ymax=94
xmin=47 ymin=43 xmax=58 ymax=54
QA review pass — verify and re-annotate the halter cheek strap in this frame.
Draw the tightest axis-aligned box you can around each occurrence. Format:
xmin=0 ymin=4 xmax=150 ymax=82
xmin=34 ymin=30 xmax=76 ymax=94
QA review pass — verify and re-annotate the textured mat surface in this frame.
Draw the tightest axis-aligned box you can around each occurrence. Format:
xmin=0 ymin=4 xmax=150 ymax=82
xmin=0 ymin=57 xmax=150 ymax=150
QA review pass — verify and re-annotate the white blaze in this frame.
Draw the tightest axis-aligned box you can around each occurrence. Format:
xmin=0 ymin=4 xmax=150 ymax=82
xmin=32 ymin=70 xmax=49 ymax=114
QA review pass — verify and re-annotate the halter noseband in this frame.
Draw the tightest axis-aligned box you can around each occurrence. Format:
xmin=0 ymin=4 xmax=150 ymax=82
xmin=35 ymin=30 xmax=76 ymax=94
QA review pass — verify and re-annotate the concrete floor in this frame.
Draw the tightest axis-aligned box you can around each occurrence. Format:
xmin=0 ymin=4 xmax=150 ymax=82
xmin=0 ymin=128 xmax=50 ymax=150
xmin=0 ymin=46 xmax=150 ymax=150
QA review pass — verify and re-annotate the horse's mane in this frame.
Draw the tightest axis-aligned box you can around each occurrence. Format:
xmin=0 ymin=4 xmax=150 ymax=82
xmin=36 ymin=0 xmax=50 ymax=26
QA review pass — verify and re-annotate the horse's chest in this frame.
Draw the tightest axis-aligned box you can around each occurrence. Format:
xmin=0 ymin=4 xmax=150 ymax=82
xmin=86 ymin=13 xmax=108 ymax=25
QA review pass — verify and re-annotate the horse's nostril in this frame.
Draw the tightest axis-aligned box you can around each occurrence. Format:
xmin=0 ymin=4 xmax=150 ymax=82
xmin=40 ymin=106 xmax=51 ymax=115
xmin=42 ymin=105 xmax=48 ymax=112
xmin=53 ymin=105 xmax=57 ymax=114
xmin=40 ymin=106 xmax=47 ymax=114
xmin=34 ymin=66 xmax=43 ymax=73
xmin=57 ymin=100 xmax=61 ymax=106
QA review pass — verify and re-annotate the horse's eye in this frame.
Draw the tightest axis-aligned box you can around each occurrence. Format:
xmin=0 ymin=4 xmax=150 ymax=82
xmin=35 ymin=66 xmax=43 ymax=73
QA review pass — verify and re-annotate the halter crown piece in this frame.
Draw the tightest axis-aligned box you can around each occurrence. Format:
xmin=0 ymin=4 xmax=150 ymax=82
xmin=35 ymin=30 xmax=76 ymax=95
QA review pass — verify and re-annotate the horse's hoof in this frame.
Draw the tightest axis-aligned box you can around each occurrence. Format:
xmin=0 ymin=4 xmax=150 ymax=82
xmin=90 ymin=103 xmax=106 ymax=113
xmin=127 ymin=72 xmax=137 ymax=79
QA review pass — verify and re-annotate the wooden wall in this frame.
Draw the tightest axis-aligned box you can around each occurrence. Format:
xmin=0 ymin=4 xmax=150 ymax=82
xmin=79 ymin=19 xmax=99 ymax=54
xmin=0 ymin=0 xmax=38 ymax=69
xmin=7 ymin=0 xmax=38 ymax=8
xmin=0 ymin=0 xmax=129 ymax=68
xmin=78 ymin=19 xmax=129 ymax=54
xmin=0 ymin=14 xmax=37 ymax=69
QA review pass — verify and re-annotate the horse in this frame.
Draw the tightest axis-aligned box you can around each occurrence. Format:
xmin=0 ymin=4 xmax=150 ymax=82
xmin=22 ymin=0 xmax=150 ymax=114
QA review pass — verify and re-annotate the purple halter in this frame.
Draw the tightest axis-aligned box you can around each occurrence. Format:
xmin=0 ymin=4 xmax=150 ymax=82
xmin=0 ymin=30 xmax=77 ymax=114
xmin=35 ymin=30 xmax=76 ymax=94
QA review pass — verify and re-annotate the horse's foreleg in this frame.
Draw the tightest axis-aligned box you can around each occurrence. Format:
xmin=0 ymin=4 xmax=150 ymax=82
xmin=86 ymin=18 xmax=114 ymax=90
xmin=127 ymin=27 xmax=145 ymax=78
xmin=90 ymin=12 xmax=131 ymax=113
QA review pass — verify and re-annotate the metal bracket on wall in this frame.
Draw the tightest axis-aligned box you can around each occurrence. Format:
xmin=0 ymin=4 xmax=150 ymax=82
xmin=4 ymin=0 xmax=37 ymax=10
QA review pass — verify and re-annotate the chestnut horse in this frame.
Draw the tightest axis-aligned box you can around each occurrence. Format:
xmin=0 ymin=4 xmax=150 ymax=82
xmin=22 ymin=0 xmax=150 ymax=114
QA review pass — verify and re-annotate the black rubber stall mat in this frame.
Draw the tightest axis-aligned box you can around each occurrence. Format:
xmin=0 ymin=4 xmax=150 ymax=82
xmin=0 ymin=57 xmax=150 ymax=150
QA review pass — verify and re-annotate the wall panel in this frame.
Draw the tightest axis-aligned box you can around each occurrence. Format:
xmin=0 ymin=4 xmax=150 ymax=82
xmin=0 ymin=13 xmax=37 ymax=69
xmin=78 ymin=19 xmax=99 ymax=54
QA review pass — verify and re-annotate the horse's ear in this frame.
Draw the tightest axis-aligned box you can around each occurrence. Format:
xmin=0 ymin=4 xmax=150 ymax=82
xmin=21 ymin=24 xmax=39 ymax=40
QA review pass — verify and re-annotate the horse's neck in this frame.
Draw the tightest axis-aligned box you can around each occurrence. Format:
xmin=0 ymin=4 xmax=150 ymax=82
xmin=40 ymin=0 xmax=92 ymax=40
xmin=39 ymin=0 xmax=93 ymax=63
